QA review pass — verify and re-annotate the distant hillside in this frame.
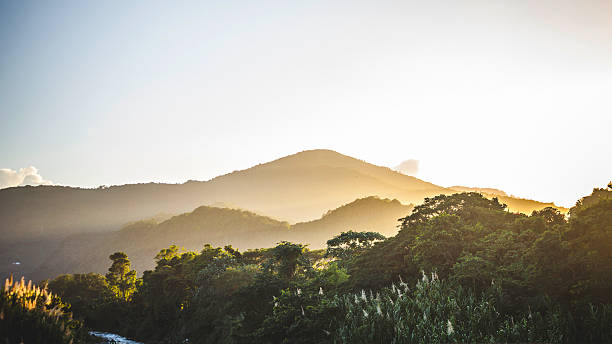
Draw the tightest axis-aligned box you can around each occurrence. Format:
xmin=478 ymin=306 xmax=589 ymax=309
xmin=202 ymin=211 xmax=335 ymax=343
xmin=288 ymin=196 xmax=412 ymax=246
xmin=0 ymin=149 xmax=566 ymax=279
xmin=37 ymin=206 xmax=290 ymax=279
xmin=491 ymin=194 xmax=567 ymax=214
xmin=37 ymin=197 xmax=412 ymax=279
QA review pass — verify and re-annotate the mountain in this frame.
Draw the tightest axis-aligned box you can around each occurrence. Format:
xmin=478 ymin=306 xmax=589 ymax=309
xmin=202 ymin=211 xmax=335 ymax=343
xmin=188 ymin=149 xmax=444 ymax=222
xmin=36 ymin=197 xmax=413 ymax=278
xmin=288 ymin=196 xmax=411 ymax=245
xmin=0 ymin=149 xmax=566 ymax=279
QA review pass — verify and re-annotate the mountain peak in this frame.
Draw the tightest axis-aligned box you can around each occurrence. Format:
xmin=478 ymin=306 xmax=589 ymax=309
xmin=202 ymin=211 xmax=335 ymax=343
xmin=293 ymin=148 xmax=343 ymax=156
xmin=263 ymin=149 xmax=359 ymax=168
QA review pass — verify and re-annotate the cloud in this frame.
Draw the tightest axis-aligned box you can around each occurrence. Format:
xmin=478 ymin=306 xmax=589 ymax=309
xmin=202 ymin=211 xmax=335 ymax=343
xmin=394 ymin=159 xmax=420 ymax=176
xmin=0 ymin=166 xmax=53 ymax=189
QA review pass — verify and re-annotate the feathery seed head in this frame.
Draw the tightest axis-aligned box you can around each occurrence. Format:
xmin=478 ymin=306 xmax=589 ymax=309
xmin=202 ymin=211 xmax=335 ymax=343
xmin=447 ymin=319 xmax=454 ymax=335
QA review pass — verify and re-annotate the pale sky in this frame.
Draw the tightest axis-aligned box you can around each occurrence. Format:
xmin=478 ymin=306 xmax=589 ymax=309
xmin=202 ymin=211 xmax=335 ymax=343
xmin=1 ymin=0 xmax=611 ymax=207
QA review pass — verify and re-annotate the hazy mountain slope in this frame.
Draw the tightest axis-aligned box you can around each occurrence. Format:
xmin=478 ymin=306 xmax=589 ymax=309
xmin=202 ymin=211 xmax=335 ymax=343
xmin=288 ymin=196 xmax=413 ymax=248
xmin=493 ymin=194 xmax=567 ymax=214
xmin=186 ymin=149 xmax=445 ymax=221
xmin=0 ymin=183 xmax=204 ymax=241
xmin=0 ymin=183 xmax=211 ymax=279
xmin=38 ymin=206 xmax=291 ymax=278
xmin=37 ymin=197 xmax=413 ymax=279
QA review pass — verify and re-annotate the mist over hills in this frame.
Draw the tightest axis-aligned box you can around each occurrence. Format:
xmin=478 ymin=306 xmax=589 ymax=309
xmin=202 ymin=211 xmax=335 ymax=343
xmin=37 ymin=197 xmax=413 ymax=279
xmin=0 ymin=149 xmax=566 ymax=280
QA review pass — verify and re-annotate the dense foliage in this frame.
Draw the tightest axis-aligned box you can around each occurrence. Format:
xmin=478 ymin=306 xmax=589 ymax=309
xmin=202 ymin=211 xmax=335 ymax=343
xmin=1 ymin=275 xmax=88 ymax=344
xmin=45 ymin=187 xmax=611 ymax=343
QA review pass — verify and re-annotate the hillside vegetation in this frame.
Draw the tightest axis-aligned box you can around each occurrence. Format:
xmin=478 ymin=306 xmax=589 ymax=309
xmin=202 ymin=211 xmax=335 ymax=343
xmin=44 ymin=187 xmax=612 ymax=343
xmin=37 ymin=197 xmax=412 ymax=279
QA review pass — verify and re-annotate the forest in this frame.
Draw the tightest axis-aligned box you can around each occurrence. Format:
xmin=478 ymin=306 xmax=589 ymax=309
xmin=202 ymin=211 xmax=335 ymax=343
xmin=1 ymin=186 xmax=611 ymax=343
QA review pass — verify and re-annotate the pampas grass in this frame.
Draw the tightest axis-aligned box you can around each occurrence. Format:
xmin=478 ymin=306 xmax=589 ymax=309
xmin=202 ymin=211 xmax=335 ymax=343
xmin=1 ymin=275 xmax=85 ymax=344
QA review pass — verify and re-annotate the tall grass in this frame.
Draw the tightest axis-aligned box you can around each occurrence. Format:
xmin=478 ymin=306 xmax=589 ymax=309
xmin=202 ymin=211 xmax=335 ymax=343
xmin=332 ymin=272 xmax=508 ymax=343
xmin=327 ymin=272 xmax=612 ymax=343
xmin=0 ymin=275 xmax=85 ymax=344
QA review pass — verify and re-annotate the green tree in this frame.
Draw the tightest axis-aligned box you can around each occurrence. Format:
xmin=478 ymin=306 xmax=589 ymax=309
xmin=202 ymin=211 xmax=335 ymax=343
xmin=529 ymin=207 xmax=567 ymax=233
xmin=326 ymin=230 xmax=385 ymax=261
xmin=48 ymin=273 xmax=114 ymax=327
xmin=348 ymin=193 xmax=511 ymax=290
xmin=410 ymin=214 xmax=465 ymax=278
xmin=154 ymin=244 xmax=181 ymax=265
xmin=400 ymin=192 xmax=507 ymax=227
xmin=106 ymin=252 xmax=138 ymax=301
xmin=565 ymin=198 xmax=612 ymax=303
xmin=273 ymin=241 xmax=307 ymax=280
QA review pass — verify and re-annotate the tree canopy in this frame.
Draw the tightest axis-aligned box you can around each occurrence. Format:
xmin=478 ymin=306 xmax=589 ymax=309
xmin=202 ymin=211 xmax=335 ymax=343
xmin=42 ymin=187 xmax=612 ymax=343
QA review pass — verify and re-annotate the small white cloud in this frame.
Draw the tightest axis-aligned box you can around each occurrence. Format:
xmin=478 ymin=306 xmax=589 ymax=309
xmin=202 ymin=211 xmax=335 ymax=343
xmin=0 ymin=166 xmax=53 ymax=189
xmin=394 ymin=159 xmax=420 ymax=176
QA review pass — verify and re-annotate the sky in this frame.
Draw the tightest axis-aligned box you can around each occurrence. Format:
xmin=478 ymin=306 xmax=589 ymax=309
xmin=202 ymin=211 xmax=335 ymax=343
xmin=1 ymin=0 xmax=611 ymax=207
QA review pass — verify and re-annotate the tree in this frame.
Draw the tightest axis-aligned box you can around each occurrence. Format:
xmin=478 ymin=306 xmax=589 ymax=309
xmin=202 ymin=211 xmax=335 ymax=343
xmin=154 ymin=245 xmax=180 ymax=264
xmin=400 ymin=192 xmax=507 ymax=228
xmin=325 ymin=230 xmax=385 ymax=261
xmin=48 ymin=273 xmax=116 ymax=329
xmin=529 ymin=207 xmax=567 ymax=232
xmin=106 ymin=252 xmax=137 ymax=301
xmin=348 ymin=193 xmax=517 ymax=290
xmin=410 ymin=214 xmax=466 ymax=278
xmin=272 ymin=241 xmax=307 ymax=280
xmin=565 ymin=198 xmax=612 ymax=303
